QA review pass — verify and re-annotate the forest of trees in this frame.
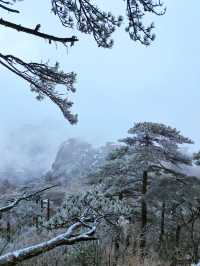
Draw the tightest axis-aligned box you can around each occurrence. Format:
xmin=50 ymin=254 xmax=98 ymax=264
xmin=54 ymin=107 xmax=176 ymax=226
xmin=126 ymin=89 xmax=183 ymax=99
xmin=1 ymin=0 xmax=200 ymax=266
xmin=1 ymin=122 xmax=200 ymax=266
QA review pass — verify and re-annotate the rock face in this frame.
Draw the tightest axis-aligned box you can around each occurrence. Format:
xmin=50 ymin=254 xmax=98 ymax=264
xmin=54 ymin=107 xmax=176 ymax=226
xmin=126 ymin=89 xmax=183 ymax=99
xmin=45 ymin=138 xmax=117 ymax=187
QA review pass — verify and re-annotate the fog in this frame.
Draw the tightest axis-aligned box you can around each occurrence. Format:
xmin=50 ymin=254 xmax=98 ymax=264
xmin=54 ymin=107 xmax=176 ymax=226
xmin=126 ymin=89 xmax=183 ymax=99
xmin=0 ymin=0 xmax=200 ymax=178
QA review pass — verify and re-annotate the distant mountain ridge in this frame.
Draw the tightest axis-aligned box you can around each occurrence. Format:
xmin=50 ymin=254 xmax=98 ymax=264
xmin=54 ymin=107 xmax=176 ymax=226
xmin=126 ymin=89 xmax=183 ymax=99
xmin=45 ymin=138 xmax=118 ymax=186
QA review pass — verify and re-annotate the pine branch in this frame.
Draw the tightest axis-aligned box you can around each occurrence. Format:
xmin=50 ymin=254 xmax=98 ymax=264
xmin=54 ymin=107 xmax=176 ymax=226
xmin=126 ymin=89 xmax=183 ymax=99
xmin=0 ymin=53 xmax=77 ymax=124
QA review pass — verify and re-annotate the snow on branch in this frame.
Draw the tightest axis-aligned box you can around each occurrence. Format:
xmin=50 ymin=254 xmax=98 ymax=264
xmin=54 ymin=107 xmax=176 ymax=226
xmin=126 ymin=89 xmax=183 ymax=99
xmin=0 ymin=53 xmax=78 ymax=124
xmin=125 ymin=0 xmax=166 ymax=45
xmin=0 ymin=217 xmax=97 ymax=266
xmin=0 ymin=185 xmax=58 ymax=214
xmin=51 ymin=0 xmax=166 ymax=47
xmin=51 ymin=0 xmax=123 ymax=48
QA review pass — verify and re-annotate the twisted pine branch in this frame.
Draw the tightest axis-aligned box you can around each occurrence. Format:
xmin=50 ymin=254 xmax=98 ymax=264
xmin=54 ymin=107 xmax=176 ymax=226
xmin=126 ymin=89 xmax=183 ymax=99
xmin=51 ymin=0 xmax=165 ymax=47
xmin=126 ymin=0 xmax=166 ymax=45
xmin=0 ymin=218 xmax=97 ymax=266
xmin=51 ymin=0 xmax=123 ymax=48
xmin=0 ymin=53 xmax=78 ymax=124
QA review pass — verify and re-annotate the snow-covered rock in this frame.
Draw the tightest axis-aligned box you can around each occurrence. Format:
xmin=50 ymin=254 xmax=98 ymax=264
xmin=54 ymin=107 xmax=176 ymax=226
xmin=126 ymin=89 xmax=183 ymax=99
xmin=45 ymin=138 xmax=117 ymax=186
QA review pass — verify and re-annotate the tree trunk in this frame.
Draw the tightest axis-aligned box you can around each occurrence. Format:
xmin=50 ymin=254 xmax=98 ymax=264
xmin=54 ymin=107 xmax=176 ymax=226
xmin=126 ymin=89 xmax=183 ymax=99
xmin=170 ymin=225 xmax=181 ymax=266
xmin=41 ymin=199 xmax=44 ymax=210
xmin=140 ymin=170 xmax=148 ymax=256
xmin=6 ymin=221 xmax=11 ymax=242
xmin=159 ymin=202 xmax=166 ymax=246
xmin=114 ymin=237 xmax=120 ymax=266
xmin=193 ymin=243 xmax=199 ymax=264
xmin=175 ymin=225 xmax=181 ymax=248
xmin=119 ymin=192 xmax=123 ymax=200
xmin=47 ymin=199 xmax=50 ymax=221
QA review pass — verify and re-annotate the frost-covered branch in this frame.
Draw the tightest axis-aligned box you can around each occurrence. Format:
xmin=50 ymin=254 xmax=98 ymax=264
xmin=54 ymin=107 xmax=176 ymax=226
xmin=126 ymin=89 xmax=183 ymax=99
xmin=51 ymin=0 xmax=165 ymax=47
xmin=51 ymin=0 xmax=123 ymax=48
xmin=125 ymin=0 xmax=166 ymax=45
xmin=193 ymin=151 xmax=200 ymax=166
xmin=0 ymin=1 xmax=166 ymax=123
xmin=0 ymin=53 xmax=77 ymax=124
xmin=0 ymin=185 xmax=58 ymax=214
xmin=44 ymin=187 xmax=132 ymax=232
xmin=0 ymin=218 xmax=97 ymax=266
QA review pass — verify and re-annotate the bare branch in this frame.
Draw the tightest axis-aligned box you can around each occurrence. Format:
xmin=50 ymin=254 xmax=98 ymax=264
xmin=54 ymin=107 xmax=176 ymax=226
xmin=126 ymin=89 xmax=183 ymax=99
xmin=0 ymin=4 xmax=19 ymax=13
xmin=0 ymin=18 xmax=78 ymax=45
xmin=0 ymin=185 xmax=58 ymax=214
xmin=0 ymin=0 xmax=19 ymax=13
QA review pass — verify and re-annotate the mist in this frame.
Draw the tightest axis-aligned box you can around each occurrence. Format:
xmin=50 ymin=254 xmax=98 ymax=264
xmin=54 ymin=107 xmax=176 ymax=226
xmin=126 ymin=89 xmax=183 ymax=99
xmin=0 ymin=124 xmax=63 ymax=181
xmin=1 ymin=0 xmax=200 ymax=181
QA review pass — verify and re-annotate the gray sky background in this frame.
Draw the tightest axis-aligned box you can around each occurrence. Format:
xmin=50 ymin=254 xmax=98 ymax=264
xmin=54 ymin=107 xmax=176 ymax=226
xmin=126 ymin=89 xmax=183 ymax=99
xmin=0 ymin=0 xmax=200 ymax=172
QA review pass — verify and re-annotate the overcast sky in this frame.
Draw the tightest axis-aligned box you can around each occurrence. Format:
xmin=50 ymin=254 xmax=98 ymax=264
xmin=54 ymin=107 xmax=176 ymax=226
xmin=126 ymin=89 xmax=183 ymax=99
xmin=0 ymin=0 xmax=200 ymax=170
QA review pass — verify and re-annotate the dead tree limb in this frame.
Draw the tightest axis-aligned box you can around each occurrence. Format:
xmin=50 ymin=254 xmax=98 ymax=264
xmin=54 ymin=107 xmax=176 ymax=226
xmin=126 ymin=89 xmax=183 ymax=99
xmin=0 ymin=185 xmax=58 ymax=214
xmin=0 ymin=18 xmax=78 ymax=45
xmin=0 ymin=218 xmax=97 ymax=266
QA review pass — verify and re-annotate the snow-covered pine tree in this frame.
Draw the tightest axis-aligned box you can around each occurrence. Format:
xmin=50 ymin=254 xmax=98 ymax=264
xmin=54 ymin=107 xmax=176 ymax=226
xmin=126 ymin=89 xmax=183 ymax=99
xmin=193 ymin=151 xmax=200 ymax=166
xmin=95 ymin=122 xmax=193 ymax=255
xmin=146 ymin=174 xmax=200 ymax=261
